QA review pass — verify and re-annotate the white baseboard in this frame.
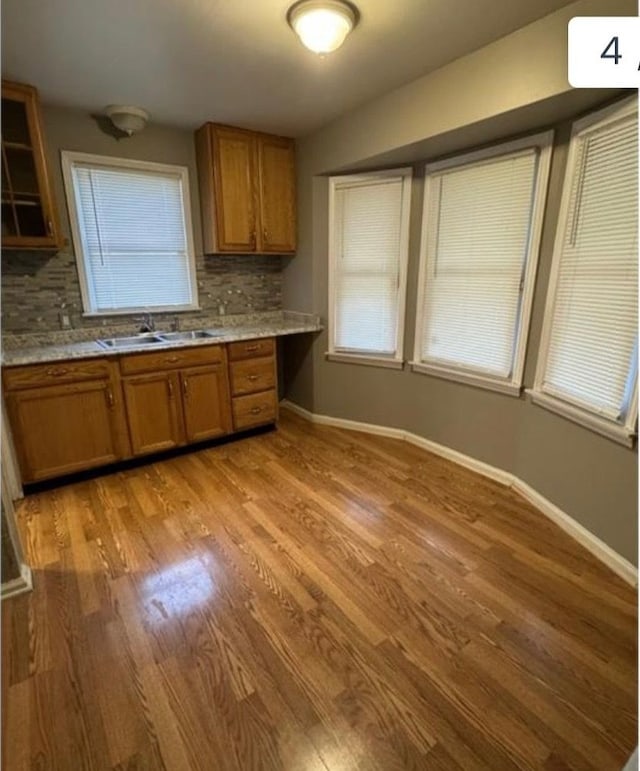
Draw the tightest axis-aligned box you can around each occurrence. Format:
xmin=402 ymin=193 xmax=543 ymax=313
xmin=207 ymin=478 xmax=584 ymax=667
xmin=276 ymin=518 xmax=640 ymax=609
xmin=1 ymin=562 xmax=33 ymax=600
xmin=402 ymin=431 xmax=514 ymax=487
xmin=280 ymin=400 xmax=638 ymax=586
xmin=282 ymin=400 xmax=406 ymax=439
xmin=511 ymin=479 xmax=639 ymax=587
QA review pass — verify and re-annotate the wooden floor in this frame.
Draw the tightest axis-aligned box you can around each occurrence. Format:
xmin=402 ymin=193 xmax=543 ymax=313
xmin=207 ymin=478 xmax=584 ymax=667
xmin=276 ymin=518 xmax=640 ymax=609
xmin=2 ymin=409 xmax=637 ymax=770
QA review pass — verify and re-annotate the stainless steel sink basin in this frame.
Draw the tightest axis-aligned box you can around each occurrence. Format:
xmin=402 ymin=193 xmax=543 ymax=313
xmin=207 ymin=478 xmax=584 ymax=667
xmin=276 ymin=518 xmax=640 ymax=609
xmin=97 ymin=334 xmax=166 ymax=350
xmin=159 ymin=330 xmax=215 ymax=341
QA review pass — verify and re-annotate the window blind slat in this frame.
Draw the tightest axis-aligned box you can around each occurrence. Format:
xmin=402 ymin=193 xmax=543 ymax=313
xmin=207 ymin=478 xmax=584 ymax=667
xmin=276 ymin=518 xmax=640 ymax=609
xmin=331 ymin=175 xmax=410 ymax=356
xmin=541 ymin=110 xmax=638 ymax=418
xmin=419 ymin=150 xmax=539 ymax=378
xmin=71 ymin=161 xmax=195 ymax=313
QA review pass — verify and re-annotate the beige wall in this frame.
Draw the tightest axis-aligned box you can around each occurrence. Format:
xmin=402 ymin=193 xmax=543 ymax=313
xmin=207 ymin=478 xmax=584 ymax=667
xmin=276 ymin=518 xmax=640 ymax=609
xmin=2 ymin=105 xmax=283 ymax=333
xmin=283 ymin=0 xmax=638 ymax=564
xmin=42 ymin=105 xmax=204 ymax=252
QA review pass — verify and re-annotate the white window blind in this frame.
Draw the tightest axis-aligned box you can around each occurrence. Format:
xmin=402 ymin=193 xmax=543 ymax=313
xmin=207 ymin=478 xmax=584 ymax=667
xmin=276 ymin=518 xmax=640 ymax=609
xmin=62 ymin=153 xmax=197 ymax=314
xmin=414 ymin=133 xmax=552 ymax=392
xmin=535 ymin=100 xmax=638 ymax=429
xmin=329 ymin=170 xmax=411 ymax=361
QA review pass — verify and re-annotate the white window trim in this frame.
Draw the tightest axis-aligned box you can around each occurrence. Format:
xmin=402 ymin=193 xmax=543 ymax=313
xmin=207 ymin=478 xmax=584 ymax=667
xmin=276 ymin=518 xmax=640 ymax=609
xmin=530 ymin=97 xmax=638 ymax=446
xmin=61 ymin=150 xmax=199 ymax=316
xmin=409 ymin=361 xmax=522 ymax=396
xmin=526 ymin=389 xmax=636 ymax=447
xmin=327 ymin=167 xmax=412 ymax=368
xmin=412 ymin=131 xmax=554 ymax=394
xmin=325 ymin=352 xmax=405 ymax=369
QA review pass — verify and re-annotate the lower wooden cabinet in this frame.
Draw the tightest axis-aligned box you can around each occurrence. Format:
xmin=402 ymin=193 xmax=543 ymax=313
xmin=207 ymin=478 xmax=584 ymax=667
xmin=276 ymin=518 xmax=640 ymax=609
xmin=122 ymin=372 xmax=183 ymax=456
xmin=228 ymin=337 xmax=278 ymax=431
xmin=3 ymin=337 xmax=276 ymax=483
xmin=6 ymin=379 xmax=121 ymax=482
xmin=181 ymin=364 xmax=232 ymax=443
xmin=123 ymin=363 xmax=232 ymax=456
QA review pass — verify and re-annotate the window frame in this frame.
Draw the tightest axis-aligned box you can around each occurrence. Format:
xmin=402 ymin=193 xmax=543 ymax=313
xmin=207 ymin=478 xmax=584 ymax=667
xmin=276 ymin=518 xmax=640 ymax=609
xmin=61 ymin=151 xmax=199 ymax=316
xmin=529 ymin=97 xmax=638 ymax=447
xmin=411 ymin=131 xmax=554 ymax=396
xmin=327 ymin=167 xmax=412 ymax=369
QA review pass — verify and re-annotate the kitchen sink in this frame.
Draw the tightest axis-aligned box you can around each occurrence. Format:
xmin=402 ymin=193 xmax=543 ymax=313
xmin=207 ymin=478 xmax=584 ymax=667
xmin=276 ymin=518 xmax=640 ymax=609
xmin=97 ymin=334 xmax=166 ymax=349
xmin=96 ymin=329 xmax=223 ymax=349
xmin=158 ymin=330 xmax=216 ymax=341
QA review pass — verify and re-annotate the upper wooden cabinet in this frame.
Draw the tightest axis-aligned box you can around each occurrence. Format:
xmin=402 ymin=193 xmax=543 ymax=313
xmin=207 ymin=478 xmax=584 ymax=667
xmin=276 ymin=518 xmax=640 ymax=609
xmin=195 ymin=123 xmax=296 ymax=255
xmin=1 ymin=81 xmax=61 ymax=249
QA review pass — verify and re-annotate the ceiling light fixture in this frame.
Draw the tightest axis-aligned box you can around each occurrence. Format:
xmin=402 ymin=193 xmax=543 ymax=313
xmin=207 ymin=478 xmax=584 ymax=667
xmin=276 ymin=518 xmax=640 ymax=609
xmin=104 ymin=105 xmax=149 ymax=136
xmin=287 ymin=0 xmax=358 ymax=55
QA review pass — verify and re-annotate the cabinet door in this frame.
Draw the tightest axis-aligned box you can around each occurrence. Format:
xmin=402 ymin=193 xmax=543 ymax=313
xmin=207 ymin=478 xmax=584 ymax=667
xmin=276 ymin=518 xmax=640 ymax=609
xmin=212 ymin=126 xmax=257 ymax=252
xmin=257 ymin=135 xmax=296 ymax=253
xmin=6 ymin=380 xmax=120 ymax=483
xmin=123 ymin=372 xmax=184 ymax=456
xmin=1 ymin=81 xmax=60 ymax=249
xmin=180 ymin=364 xmax=232 ymax=443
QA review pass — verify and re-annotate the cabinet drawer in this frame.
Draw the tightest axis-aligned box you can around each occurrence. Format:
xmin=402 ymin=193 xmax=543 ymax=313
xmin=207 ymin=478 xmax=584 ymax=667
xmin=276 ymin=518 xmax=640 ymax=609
xmin=228 ymin=337 xmax=275 ymax=361
xmin=232 ymin=390 xmax=277 ymax=430
xmin=3 ymin=358 xmax=111 ymax=391
xmin=230 ymin=357 xmax=275 ymax=396
xmin=120 ymin=345 xmax=224 ymax=375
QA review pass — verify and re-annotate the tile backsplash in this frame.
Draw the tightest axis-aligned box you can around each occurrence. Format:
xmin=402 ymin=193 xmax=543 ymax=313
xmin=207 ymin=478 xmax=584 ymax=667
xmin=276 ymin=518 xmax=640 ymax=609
xmin=1 ymin=248 xmax=283 ymax=334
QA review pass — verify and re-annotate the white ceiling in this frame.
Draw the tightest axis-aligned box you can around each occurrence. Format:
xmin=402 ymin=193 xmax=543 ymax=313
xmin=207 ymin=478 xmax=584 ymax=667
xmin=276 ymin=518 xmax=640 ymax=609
xmin=2 ymin=0 xmax=575 ymax=137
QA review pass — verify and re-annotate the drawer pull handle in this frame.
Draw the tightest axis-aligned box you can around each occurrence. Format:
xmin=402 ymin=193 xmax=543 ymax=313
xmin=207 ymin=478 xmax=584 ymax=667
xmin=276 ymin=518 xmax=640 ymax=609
xmin=247 ymin=374 xmax=259 ymax=381
xmin=106 ymin=389 xmax=115 ymax=409
xmin=250 ymin=406 xmax=262 ymax=415
xmin=182 ymin=378 xmax=189 ymax=399
xmin=168 ymin=380 xmax=174 ymax=399
xmin=245 ymin=345 xmax=259 ymax=352
xmin=46 ymin=368 xmax=68 ymax=377
xmin=166 ymin=356 xmax=180 ymax=363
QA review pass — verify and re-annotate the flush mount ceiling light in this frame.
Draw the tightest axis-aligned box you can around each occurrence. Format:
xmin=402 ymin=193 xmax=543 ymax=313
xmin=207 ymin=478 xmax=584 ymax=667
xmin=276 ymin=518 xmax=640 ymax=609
xmin=287 ymin=0 xmax=359 ymax=55
xmin=104 ymin=105 xmax=149 ymax=136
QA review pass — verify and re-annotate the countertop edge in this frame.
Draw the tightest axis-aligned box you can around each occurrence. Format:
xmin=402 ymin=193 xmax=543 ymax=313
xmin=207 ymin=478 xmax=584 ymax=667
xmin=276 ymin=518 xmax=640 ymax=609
xmin=2 ymin=322 xmax=323 ymax=367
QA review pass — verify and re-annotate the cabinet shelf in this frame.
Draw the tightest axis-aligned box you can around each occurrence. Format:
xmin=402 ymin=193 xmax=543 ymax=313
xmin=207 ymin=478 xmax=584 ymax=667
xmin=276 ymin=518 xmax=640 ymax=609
xmin=2 ymin=198 xmax=41 ymax=207
xmin=3 ymin=141 xmax=33 ymax=151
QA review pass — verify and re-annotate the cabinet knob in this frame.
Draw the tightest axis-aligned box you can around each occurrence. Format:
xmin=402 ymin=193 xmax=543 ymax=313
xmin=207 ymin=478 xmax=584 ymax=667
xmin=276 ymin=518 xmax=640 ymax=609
xmin=247 ymin=374 xmax=259 ymax=382
xmin=250 ymin=406 xmax=262 ymax=415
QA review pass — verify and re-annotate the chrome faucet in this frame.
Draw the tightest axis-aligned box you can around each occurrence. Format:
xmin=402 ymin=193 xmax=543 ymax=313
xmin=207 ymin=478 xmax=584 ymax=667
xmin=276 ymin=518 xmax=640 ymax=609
xmin=135 ymin=312 xmax=155 ymax=333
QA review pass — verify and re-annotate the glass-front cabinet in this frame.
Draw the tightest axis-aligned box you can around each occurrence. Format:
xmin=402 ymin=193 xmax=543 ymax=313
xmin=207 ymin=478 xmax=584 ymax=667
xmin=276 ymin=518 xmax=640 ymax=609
xmin=1 ymin=81 xmax=60 ymax=248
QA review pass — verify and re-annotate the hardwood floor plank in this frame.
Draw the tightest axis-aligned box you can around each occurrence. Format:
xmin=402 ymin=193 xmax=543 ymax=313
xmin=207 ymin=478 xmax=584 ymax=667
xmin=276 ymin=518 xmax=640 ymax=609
xmin=3 ymin=411 xmax=636 ymax=770
xmin=463 ymin=635 xmax=629 ymax=770
xmin=4 ymin=679 xmax=31 ymax=771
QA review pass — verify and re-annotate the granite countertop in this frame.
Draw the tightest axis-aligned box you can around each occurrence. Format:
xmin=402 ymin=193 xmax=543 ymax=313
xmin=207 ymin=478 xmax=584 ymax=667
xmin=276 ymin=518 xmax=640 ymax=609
xmin=2 ymin=310 xmax=322 ymax=367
